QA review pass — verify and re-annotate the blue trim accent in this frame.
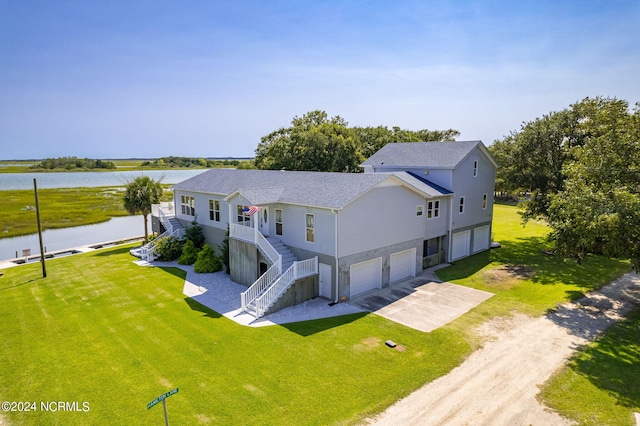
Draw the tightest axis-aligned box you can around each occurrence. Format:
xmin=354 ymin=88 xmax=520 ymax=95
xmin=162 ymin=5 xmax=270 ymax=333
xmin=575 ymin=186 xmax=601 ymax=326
xmin=406 ymin=171 xmax=453 ymax=195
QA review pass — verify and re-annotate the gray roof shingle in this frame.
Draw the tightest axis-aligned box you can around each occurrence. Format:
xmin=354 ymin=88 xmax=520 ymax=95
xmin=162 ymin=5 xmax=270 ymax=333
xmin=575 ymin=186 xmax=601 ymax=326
xmin=360 ymin=141 xmax=484 ymax=169
xmin=173 ymin=169 xmax=449 ymax=209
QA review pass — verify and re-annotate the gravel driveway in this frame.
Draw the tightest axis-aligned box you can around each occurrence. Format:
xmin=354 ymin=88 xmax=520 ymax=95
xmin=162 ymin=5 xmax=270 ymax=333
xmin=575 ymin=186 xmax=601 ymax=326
xmin=366 ymin=272 xmax=640 ymax=426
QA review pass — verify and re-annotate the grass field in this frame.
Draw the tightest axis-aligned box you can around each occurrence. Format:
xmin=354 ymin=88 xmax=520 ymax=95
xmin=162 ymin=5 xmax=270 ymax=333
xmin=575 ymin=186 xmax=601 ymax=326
xmin=0 ymin=203 xmax=635 ymax=425
xmin=0 ymin=186 xmax=173 ymax=239
xmin=540 ymin=309 xmax=640 ymax=426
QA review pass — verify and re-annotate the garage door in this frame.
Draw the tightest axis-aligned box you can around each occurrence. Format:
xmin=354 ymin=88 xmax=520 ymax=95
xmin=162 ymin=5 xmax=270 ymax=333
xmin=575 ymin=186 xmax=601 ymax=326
xmin=451 ymin=230 xmax=471 ymax=261
xmin=390 ymin=248 xmax=417 ymax=283
xmin=350 ymin=258 xmax=382 ymax=298
xmin=473 ymin=226 xmax=490 ymax=253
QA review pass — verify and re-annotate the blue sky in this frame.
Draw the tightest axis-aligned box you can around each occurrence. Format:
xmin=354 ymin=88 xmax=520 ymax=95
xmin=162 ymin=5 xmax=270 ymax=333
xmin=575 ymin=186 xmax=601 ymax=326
xmin=1 ymin=0 xmax=638 ymax=160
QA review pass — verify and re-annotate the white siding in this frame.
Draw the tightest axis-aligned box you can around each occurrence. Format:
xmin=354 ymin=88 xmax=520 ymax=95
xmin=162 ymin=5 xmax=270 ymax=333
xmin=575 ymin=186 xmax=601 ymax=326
xmin=450 ymin=151 xmax=495 ymax=230
xmin=425 ymin=196 xmax=449 ymax=240
xmin=272 ymin=204 xmax=336 ymax=256
xmin=174 ymin=190 xmax=230 ymax=231
xmin=338 ymin=185 xmax=425 ymax=257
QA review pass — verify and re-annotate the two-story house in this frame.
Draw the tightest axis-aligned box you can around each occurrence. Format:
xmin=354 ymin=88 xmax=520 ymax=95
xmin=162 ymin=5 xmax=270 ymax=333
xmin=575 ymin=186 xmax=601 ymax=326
xmin=151 ymin=141 xmax=497 ymax=318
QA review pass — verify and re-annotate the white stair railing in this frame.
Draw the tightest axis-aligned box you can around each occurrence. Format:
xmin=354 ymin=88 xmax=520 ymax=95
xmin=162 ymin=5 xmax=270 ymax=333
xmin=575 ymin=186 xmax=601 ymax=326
xmin=253 ymin=257 xmax=318 ymax=318
xmin=241 ymin=260 xmax=281 ymax=311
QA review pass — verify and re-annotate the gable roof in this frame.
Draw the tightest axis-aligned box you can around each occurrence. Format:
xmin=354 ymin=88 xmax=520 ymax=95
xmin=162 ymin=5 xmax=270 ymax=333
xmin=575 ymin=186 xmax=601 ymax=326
xmin=173 ymin=169 xmax=449 ymax=210
xmin=360 ymin=140 xmax=497 ymax=169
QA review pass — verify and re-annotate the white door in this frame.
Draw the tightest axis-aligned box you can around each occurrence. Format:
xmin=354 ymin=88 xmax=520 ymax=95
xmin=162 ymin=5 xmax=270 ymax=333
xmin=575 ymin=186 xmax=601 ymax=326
xmin=319 ymin=263 xmax=332 ymax=299
xmin=473 ymin=226 xmax=490 ymax=253
xmin=259 ymin=208 xmax=269 ymax=236
xmin=451 ymin=230 xmax=471 ymax=261
xmin=350 ymin=258 xmax=382 ymax=298
xmin=390 ymin=248 xmax=417 ymax=283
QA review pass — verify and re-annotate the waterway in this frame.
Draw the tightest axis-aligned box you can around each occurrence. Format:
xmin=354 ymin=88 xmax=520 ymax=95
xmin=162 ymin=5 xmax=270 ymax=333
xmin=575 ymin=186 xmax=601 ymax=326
xmin=0 ymin=169 xmax=207 ymax=261
xmin=0 ymin=169 xmax=207 ymax=190
xmin=0 ymin=215 xmax=148 ymax=261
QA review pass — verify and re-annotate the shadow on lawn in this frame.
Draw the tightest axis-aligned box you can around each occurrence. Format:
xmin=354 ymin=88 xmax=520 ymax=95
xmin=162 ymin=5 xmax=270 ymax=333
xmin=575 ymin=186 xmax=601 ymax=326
xmin=279 ymin=312 xmax=369 ymax=337
xmin=439 ymin=234 xmax=630 ymax=303
xmin=184 ymin=297 xmax=222 ymax=319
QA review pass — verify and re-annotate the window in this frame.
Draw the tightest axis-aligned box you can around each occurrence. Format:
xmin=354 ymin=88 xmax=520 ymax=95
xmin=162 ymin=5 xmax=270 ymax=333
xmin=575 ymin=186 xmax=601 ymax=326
xmin=427 ymin=200 xmax=440 ymax=219
xmin=459 ymin=197 xmax=465 ymax=214
xmin=473 ymin=160 xmax=478 ymax=177
xmin=275 ymin=209 xmax=283 ymax=236
xmin=482 ymin=194 xmax=488 ymax=209
xmin=305 ymin=214 xmax=314 ymax=243
xmin=416 ymin=205 xmax=423 ymax=216
xmin=209 ymin=199 xmax=220 ymax=221
xmin=181 ymin=195 xmax=195 ymax=216
xmin=237 ymin=205 xmax=249 ymax=225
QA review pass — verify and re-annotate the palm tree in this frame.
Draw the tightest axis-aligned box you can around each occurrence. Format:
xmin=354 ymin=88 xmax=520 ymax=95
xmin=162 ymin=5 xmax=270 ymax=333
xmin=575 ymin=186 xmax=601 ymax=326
xmin=123 ymin=176 xmax=163 ymax=243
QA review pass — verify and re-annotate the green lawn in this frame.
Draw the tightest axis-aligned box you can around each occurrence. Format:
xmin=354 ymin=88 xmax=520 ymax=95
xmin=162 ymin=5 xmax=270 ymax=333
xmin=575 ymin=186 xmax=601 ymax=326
xmin=0 ymin=203 xmax=634 ymax=425
xmin=0 ymin=247 xmax=470 ymax=425
xmin=540 ymin=309 xmax=640 ymax=426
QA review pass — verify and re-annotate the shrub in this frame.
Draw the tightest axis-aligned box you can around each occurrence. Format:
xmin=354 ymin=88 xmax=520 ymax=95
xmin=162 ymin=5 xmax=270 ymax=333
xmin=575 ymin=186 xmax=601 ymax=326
xmin=153 ymin=236 xmax=183 ymax=261
xmin=194 ymin=244 xmax=223 ymax=273
xmin=178 ymin=240 xmax=198 ymax=265
xmin=184 ymin=219 xmax=206 ymax=248
xmin=218 ymin=225 xmax=230 ymax=274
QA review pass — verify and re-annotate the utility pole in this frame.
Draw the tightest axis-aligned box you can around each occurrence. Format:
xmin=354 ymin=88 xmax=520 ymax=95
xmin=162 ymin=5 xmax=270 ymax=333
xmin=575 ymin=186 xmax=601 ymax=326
xmin=33 ymin=178 xmax=47 ymax=278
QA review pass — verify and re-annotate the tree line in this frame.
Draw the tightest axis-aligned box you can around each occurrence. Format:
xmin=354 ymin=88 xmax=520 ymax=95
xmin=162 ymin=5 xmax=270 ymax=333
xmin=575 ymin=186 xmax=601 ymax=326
xmin=254 ymin=110 xmax=459 ymax=172
xmin=140 ymin=156 xmax=253 ymax=169
xmin=31 ymin=157 xmax=116 ymax=170
xmin=489 ymin=96 xmax=640 ymax=271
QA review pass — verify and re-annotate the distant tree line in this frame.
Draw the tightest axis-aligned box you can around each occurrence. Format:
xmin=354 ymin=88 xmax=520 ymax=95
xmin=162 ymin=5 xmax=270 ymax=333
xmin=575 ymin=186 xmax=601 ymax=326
xmin=31 ymin=157 xmax=116 ymax=170
xmin=254 ymin=110 xmax=459 ymax=172
xmin=140 ymin=156 xmax=254 ymax=169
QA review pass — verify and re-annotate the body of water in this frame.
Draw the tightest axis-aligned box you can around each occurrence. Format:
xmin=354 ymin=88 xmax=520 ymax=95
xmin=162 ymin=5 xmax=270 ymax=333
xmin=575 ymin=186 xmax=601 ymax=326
xmin=0 ymin=215 xmax=149 ymax=261
xmin=0 ymin=169 xmax=207 ymax=190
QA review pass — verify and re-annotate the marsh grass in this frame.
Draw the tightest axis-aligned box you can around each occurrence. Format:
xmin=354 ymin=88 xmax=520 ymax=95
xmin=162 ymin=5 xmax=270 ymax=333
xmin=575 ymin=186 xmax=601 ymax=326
xmin=0 ymin=186 xmax=173 ymax=238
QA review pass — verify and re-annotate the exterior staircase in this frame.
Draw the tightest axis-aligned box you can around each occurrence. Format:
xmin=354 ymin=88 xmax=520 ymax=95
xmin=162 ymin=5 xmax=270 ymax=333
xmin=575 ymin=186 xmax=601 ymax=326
xmin=236 ymin=231 xmax=318 ymax=319
xmin=267 ymin=238 xmax=297 ymax=270
xmin=131 ymin=204 xmax=185 ymax=262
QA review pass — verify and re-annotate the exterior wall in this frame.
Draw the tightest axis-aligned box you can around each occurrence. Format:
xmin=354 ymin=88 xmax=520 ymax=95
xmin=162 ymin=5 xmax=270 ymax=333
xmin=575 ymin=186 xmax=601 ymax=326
xmin=338 ymin=185 xmax=426 ymax=257
xmin=337 ymin=237 xmax=423 ymax=300
xmin=264 ymin=275 xmax=319 ymax=315
xmin=450 ymin=151 xmax=496 ymax=231
xmin=174 ymin=190 xmax=230 ymax=233
xmin=424 ymin=196 xmax=450 ymax=240
xmin=369 ymin=165 xmax=454 ymax=192
xmin=448 ymin=220 xmax=493 ymax=262
xmin=270 ymin=203 xmax=336 ymax=257
xmin=229 ymin=238 xmax=258 ymax=287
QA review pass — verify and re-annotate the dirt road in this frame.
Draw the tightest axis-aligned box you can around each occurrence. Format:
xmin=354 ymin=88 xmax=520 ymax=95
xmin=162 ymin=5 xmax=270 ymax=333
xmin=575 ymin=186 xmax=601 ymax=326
xmin=367 ymin=272 xmax=640 ymax=426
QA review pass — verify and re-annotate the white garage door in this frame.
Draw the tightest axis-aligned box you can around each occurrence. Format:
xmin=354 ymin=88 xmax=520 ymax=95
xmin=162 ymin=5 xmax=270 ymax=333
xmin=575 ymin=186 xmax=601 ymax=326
xmin=350 ymin=258 xmax=382 ymax=298
xmin=473 ymin=226 xmax=490 ymax=253
xmin=390 ymin=248 xmax=417 ymax=283
xmin=451 ymin=230 xmax=471 ymax=261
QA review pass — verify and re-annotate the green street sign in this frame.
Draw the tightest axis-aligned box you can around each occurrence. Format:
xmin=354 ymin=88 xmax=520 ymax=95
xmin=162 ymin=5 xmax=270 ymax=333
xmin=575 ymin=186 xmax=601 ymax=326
xmin=147 ymin=388 xmax=179 ymax=410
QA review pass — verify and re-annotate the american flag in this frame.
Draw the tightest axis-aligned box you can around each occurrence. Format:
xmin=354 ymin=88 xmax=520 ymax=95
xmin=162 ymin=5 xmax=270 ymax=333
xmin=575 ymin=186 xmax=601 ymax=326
xmin=243 ymin=206 xmax=262 ymax=216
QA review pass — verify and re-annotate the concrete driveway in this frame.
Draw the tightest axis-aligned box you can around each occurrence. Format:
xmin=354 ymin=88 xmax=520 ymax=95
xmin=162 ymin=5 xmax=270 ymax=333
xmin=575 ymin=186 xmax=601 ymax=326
xmin=349 ymin=268 xmax=493 ymax=332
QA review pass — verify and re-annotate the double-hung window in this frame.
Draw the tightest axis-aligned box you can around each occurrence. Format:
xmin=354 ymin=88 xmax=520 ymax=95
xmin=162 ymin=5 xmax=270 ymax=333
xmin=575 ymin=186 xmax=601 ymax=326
xmin=427 ymin=200 xmax=440 ymax=219
xmin=305 ymin=214 xmax=315 ymax=243
xmin=459 ymin=197 xmax=465 ymax=214
xmin=237 ymin=205 xmax=249 ymax=225
xmin=209 ymin=200 xmax=220 ymax=221
xmin=482 ymin=194 xmax=488 ymax=209
xmin=181 ymin=196 xmax=195 ymax=216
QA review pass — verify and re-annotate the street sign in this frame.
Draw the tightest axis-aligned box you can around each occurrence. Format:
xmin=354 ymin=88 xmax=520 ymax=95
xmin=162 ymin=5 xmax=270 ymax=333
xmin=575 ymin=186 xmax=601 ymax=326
xmin=147 ymin=388 xmax=179 ymax=410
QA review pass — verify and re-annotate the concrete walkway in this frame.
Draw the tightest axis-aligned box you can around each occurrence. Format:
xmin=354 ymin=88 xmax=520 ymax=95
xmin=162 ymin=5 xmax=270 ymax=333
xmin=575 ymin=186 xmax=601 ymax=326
xmin=138 ymin=260 xmax=493 ymax=332
xmin=135 ymin=260 xmax=364 ymax=327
